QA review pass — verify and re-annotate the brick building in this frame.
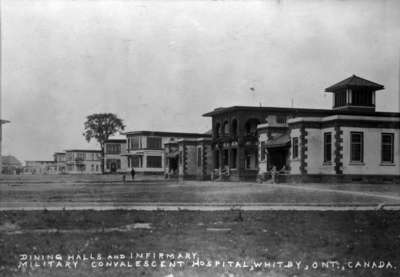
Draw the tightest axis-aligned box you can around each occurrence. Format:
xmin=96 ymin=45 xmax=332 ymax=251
xmin=204 ymin=75 xmax=400 ymax=183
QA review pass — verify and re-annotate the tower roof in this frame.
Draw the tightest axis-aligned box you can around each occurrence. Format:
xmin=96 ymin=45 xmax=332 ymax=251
xmin=325 ymin=75 xmax=384 ymax=92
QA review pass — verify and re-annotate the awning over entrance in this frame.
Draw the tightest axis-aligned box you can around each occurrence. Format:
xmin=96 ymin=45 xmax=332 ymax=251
xmin=266 ymin=134 xmax=290 ymax=149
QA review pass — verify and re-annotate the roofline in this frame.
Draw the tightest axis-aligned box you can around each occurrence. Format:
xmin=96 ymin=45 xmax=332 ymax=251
xmin=0 ymin=119 xmax=10 ymax=124
xmin=324 ymin=86 xmax=385 ymax=93
xmin=202 ymin=105 xmax=400 ymax=117
xmin=25 ymin=160 xmax=56 ymax=163
xmin=122 ymin=130 xmax=211 ymax=138
xmin=324 ymin=75 xmax=385 ymax=92
xmin=64 ymin=149 xmax=102 ymax=153
xmin=105 ymin=139 xmax=127 ymax=143
xmin=203 ymin=106 xmax=333 ymax=116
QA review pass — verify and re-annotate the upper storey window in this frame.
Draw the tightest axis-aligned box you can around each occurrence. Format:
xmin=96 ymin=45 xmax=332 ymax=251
xmin=215 ymin=122 xmax=221 ymax=138
xmin=147 ymin=137 xmax=162 ymax=149
xmin=223 ymin=121 xmax=229 ymax=136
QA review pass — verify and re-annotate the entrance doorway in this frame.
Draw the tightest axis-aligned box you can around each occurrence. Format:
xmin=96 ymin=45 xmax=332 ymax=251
xmin=168 ymin=157 xmax=178 ymax=174
xmin=267 ymin=147 xmax=289 ymax=171
xmin=110 ymin=162 xmax=117 ymax=173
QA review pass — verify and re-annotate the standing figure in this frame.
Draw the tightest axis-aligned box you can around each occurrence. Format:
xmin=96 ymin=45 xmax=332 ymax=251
xmin=271 ymin=166 xmax=277 ymax=184
xmin=130 ymin=168 xmax=136 ymax=181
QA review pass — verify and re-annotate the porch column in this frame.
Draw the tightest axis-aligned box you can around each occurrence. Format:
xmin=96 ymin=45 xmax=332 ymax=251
xmin=218 ymin=145 xmax=223 ymax=172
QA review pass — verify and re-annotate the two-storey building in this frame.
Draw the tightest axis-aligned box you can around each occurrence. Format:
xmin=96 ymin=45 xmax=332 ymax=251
xmin=204 ymin=75 xmax=400 ymax=183
xmin=203 ymin=106 xmax=334 ymax=180
xmin=53 ymin=152 xmax=67 ymax=174
xmin=65 ymin=149 xmax=102 ymax=174
xmin=104 ymin=139 xmax=127 ymax=173
xmin=123 ymin=131 xmax=211 ymax=175
xmin=24 ymin=160 xmax=57 ymax=175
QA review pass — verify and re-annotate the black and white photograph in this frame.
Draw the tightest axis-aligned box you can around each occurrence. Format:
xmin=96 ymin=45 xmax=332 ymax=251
xmin=1 ymin=0 xmax=400 ymax=276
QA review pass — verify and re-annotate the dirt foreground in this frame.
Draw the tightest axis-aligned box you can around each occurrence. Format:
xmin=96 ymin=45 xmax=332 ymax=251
xmin=1 ymin=209 xmax=400 ymax=277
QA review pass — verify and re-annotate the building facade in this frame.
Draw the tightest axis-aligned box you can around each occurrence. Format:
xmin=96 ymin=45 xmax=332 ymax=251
xmin=53 ymin=152 xmax=67 ymax=174
xmin=65 ymin=149 xmax=102 ymax=174
xmin=164 ymin=138 xmax=212 ymax=180
xmin=258 ymin=75 xmax=400 ymax=183
xmin=104 ymin=139 xmax=128 ymax=173
xmin=1 ymin=155 xmax=22 ymax=175
xmin=24 ymin=160 xmax=58 ymax=175
xmin=124 ymin=131 xmax=211 ymax=175
xmin=203 ymin=106 xmax=334 ymax=181
xmin=205 ymin=75 xmax=400 ymax=182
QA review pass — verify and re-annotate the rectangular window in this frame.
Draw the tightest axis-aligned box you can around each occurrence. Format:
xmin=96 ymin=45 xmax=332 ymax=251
xmin=292 ymin=137 xmax=299 ymax=159
xmin=350 ymin=132 xmax=364 ymax=162
xmin=147 ymin=137 xmax=162 ymax=149
xmin=334 ymin=91 xmax=346 ymax=107
xmin=381 ymin=133 xmax=394 ymax=163
xmin=105 ymin=143 xmax=121 ymax=154
xmin=147 ymin=156 xmax=162 ymax=168
xmin=76 ymin=152 xmax=85 ymax=161
xmin=276 ymin=116 xmax=287 ymax=124
xmin=130 ymin=137 xmax=141 ymax=150
xmin=323 ymin=132 xmax=332 ymax=163
xmin=66 ymin=152 xmax=73 ymax=161
xmin=197 ymin=148 xmax=202 ymax=167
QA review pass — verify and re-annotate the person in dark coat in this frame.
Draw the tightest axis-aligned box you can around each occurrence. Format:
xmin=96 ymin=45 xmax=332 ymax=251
xmin=130 ymin=168 xmax=136 ymax=181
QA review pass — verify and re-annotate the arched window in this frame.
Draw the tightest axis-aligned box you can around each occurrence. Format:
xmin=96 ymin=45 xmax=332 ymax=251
xmin=223 ymin=121 xmax=229 ymax=136
xmin=215 ymin=122 xmax=221 ymax=138
xmin=245 ymin=118 xmax=260 ymax=136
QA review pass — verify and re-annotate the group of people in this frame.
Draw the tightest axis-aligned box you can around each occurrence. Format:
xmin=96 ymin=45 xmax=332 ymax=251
xmin=122 ymin=168 xmax=136 ymax=182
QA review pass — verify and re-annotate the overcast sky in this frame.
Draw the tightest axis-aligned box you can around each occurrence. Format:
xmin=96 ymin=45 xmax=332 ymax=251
xmin=1 ymin=0 xmax=400 ymax=162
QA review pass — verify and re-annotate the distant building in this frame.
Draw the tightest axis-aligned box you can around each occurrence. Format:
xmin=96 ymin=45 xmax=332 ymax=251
xmin=53 ymin=152 xmax=67 ymax=174
xmin=65 ymin=149 xmax=102 ymax=174
xmin=104 ymin=139 xmax=127 ymax=173
xmin=24 ymin=160 xmax=57 ymax=175
xmin=164 ymin=137 xmax=212 ymax=180
xmin=1 ymin=155 xmax=22 ymax=175
xmin=204 ymin=75 xmax=400 ymax=183
xmin=123 ymin=131 xmax=211 ymax=175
